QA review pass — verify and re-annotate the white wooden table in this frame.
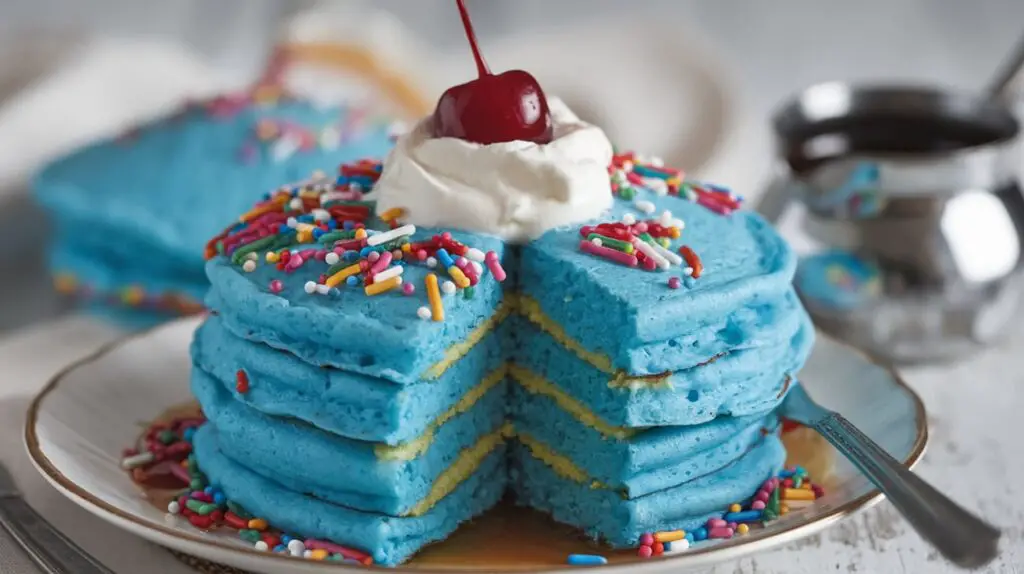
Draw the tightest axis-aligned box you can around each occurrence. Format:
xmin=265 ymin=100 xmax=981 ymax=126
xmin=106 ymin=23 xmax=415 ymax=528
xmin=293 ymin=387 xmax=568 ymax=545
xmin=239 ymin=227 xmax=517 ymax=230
xmin=0 ymin=313 xmax=1021 ymax=574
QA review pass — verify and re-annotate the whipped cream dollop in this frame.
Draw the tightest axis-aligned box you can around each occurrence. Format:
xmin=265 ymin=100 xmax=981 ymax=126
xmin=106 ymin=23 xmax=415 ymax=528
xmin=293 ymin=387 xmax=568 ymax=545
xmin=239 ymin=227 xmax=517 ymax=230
xmin=373 ymin=98 xmax=614 ymax=242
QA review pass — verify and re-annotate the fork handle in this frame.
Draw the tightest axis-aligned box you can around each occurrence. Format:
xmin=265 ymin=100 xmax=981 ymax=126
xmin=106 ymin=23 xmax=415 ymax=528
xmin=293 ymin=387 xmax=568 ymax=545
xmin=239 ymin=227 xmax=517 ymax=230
xmin=0 ymin=495 xmax=115 ymax=574
xmin=813 ymin=413 xmax=1001 ymax=569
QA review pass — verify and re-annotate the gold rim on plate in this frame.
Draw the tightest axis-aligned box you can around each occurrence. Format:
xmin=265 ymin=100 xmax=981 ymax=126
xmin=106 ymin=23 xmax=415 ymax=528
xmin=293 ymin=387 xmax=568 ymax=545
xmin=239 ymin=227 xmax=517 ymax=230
xmin=24 ymin=320 xmax=928 ymax=573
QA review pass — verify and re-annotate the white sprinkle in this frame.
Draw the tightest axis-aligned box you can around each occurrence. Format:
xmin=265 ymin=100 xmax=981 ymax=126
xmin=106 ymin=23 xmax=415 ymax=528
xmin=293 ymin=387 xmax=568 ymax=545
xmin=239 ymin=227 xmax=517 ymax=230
xmin=683 ymin=267 xmax=694 ymax=277
xmin=647 ymin=178 xmax=669 ymax=196
xmin=632 ymin=238 xmax=670 ymax=270
xmin=303 ymin=549 xmax=313 ymax=559
xmin=325 ymin=252 xmax=340 ymax=265
xmin=245 ymin=252 xmax=259 ymax=261
xmin=667 ymin=539 xmax=690 ymax=553
xmin=121 ymin=451 xmax=154 ymax=470
xmin=288 ymin=197 xmax=303 ymax=210
xmin=367 ymin=224 xmax=416 ymax=247
xmin=312 ymin=209 xmax=330 ymax=221
xmin=319 ymin=127 xmax=341 ymax=150
xmin=286 ymin=217 xmax=299 ymax=228
xmin=242 ymin=260 xmax=257 ymax=273
xmin=373 ymin=265 xmax=405 ymax=282
xmin=426 ymin=257 xmax=438 ymax=268
xmin=659 ymin=210 xmax=673 ymax=225
xmin=254 ymin=541 xmax=269 ymax=552
xmin=167 ymin=500 xmax=181 ymax=515
xmin=287 ymin=539 xmax=305 ymax=556
xmin=591 ymin=237 xmax=604 ymax=247
xmin=470 ymin=261 xmax=484 ymax=276
xmin=672 ymin=218 xmax=686 ymax=230
xmin=651 ymin=241 xmax=684 ymax=266
xmin=634 ymin=200 xmax=656 ymax=214
xmin=304 ymin=281 xmax=317 ymax=294
xmin=273 ymin=135 xmax=301 ymax=163
xmin=465 ymin=248 xmax=486 ymax=262
xmin=441 ymin=280 xmax=457 ymax=295
xmin=417 ymin=306 xmax=432 ymax=320
xmin=315 ymin=284 xmax=331 ymax=295
xmin=622 ymin=213 xmax=637 ymax=225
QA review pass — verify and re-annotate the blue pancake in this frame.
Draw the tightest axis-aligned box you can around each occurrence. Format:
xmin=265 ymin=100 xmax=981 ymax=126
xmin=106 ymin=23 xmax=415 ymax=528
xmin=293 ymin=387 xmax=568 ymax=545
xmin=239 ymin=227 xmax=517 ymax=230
xmin=509 ymin=312 xmax=812 ymax=427
xmin=192 ymin=366 xmax=506 ymax=516
xmin=205 ymin=229 xmax=509 ymax=384
xmin=34 ymin=95 xmax=395 ymax=323
xmin=509 ymin=434 xmax=786 ymax=546
xmin=519 ymin=192 xmax=798 ymax=369
xmin=192 ymin=314 xmax=506 ymax=444
xmin=192 ymin=424 xmax=508 ymax=567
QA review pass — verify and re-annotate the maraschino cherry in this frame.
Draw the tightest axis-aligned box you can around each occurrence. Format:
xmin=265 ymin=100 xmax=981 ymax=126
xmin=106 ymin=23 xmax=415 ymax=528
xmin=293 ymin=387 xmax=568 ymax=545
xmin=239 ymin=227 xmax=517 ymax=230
xmin=431 ymin=0 xmax=554 ymax=145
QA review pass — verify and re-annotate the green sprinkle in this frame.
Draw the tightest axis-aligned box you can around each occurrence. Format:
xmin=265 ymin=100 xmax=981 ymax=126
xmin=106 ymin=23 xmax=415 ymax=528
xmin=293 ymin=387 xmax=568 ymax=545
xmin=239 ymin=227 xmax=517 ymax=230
xmin=158 ymin=430 xmax=177 ymax=445
xmin=239 ymin=529 xmax=261 ymax=543
xmin=463 ymin=286 xmax=475 ymax=299
xmin=185 ymin=499 xmax=205 ymax=513
xmin=767 ymin=485 xmax=781 ymax=515
xmin=230 ymin=236 xmax=275 ymax=264
xmin=226 ymin=501 xmax=252 ymax=519
xmin=619 ymin=186 xmax=636 ymax=200
xmin=586 ymin=233 xmax=633 ymax=253
xmin=317 ymin=230 xmax=357 ymax=245
xmin=197 ymin=503 xmax=219 ymax=516
xmin=792 ymin=476 xmax=803 ymax=489
xmin=189 ymin=478 xmax=205 ymax=490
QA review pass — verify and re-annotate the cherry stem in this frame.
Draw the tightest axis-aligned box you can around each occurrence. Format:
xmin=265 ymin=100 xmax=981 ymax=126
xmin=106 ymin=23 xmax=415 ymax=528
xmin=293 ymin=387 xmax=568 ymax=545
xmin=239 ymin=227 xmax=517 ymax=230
xmin=455 ymin=0 xmax=491 ymax=77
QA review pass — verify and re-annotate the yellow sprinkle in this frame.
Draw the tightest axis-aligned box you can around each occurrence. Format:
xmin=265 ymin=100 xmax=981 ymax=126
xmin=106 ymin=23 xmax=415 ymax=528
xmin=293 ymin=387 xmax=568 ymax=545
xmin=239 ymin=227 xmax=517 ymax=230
xmin=654 ymin=530 xmax=686 ymax=543
xmin=737 ymin=524 xmax=750 ymax=535
xmin=379 ymin=207 xmax=406 ymax=222
xmin=365 ymin=276 xmax=402 ymax=296
xmin=247 ymin=518 xmax=267 ymax=531
xmin=354 ymin=228 xmax=367 ymax=240
xmin=782 ymin=488 xmax=814 ymax=501
xmin=309 ymin=549 xmax=329 ymax=561
xmin=265 ymin=251 xmax=279 ymax=263
xmin=448 ymin=266 xmax=470 ymax=288
xmin=325 ymin=263 xmax=362 ymax=288
xmin=401 ymin=243 xmax=412 ymax=253
xmin=780 ymin=504 xmax=790 ymax=515
xmin=426 ymin=273 xmax=443 ymax=322
xmin=729 ymin=503 xmax=742 ymax=513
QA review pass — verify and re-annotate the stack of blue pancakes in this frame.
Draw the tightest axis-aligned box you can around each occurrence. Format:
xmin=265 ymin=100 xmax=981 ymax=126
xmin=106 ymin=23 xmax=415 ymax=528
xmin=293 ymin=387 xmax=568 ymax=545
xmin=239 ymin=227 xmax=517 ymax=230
xmin=190 ymin=173 xmax=813 ymax=565
xmin=33 ymin=90 xmax=395 ymax=327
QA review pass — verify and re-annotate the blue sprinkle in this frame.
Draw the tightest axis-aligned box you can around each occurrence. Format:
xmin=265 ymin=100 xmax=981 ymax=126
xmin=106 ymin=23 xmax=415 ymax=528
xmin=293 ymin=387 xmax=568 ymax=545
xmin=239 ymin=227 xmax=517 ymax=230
xmin=345 ymin=276 xmax=360 ymax=287
xmin=312 ymin=229 xmax=324 ymax=240
xmin=343 ymin=251 xmax=359 ymax=262
xmin=327 ymin=220 xmax=337 ymax=230
xmin=779 ymin=469 xmax=796 ymax=478
xmin=567 ymin=554 xmax=607 ymax=566
xmin=343 ymin=221 xmax=354 ymax=230
xmin=359 ymin=247 xmax=373 ymax=257
xmin=724 ymin=510 xmax=763 ymax=523
xmin=280 ymin=535 xmax=293 ymax=544
xmin=685 ymin=532 xmax=694 ymax=543
xmin=435 ymin=248 xmax=455 ymax=268
xmin=203 ymin=486 xmax=214 ymax=495
xmin=693 ymin=527 xmax=708 ymax=541
xmin=273 ymin=544 xmax=287 ymax=553
xmin=213 ymin=492 xmax=226 ymax=505
xmin=183 ymin=427 xmax=195 ymax=442
xmin=663 ymin=542 xmax=672 ymax=552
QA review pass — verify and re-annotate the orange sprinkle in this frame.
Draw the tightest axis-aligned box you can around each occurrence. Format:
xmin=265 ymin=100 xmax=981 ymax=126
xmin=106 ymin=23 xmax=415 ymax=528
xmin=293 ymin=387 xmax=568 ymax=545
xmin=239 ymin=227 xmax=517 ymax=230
xmin=679 ymin=245 xmax=703 ymax=278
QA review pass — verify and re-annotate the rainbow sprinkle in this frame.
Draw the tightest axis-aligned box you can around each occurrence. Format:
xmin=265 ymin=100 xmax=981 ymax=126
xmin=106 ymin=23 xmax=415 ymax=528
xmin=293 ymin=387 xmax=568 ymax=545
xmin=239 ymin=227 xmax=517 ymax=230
xmin=204 ymin=160 xmax=502 ymax=320
xmin=124 ymin=415 xmax=374 ymax=565
xmin=633 ymin=464 xmax=824 ymax=558
xmin=609 ymin=151 xmax=743 ymax=215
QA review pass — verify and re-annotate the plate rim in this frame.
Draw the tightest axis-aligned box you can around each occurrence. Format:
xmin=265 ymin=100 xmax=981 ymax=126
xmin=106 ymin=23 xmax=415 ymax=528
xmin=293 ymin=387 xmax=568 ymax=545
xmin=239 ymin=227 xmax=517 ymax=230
xmin=23 ymin=316 xmax=929 ymax=573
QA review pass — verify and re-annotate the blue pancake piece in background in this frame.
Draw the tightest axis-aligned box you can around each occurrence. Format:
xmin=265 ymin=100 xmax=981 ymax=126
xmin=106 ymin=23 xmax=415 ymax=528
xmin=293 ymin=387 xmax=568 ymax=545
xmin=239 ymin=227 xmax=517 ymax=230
xmin=795 ymin=250 xmax=882 ymax=310
xmin=33 ymin=94 xmax=395 ymax=324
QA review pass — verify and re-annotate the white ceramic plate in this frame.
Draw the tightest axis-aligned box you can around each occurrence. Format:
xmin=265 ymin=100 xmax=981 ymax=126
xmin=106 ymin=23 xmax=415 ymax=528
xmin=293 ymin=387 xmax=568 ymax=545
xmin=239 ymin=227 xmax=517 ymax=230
xmin=25 ymin=316 xmax=926 ymax=573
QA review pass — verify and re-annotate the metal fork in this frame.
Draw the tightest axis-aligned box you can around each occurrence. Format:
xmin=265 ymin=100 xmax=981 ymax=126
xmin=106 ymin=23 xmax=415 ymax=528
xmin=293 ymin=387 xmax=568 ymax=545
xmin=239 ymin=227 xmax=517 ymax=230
xmin=780 ymin=384 xmax=1001 ymax=569
xmin=0 ymin=461 xmax=115 ymax=574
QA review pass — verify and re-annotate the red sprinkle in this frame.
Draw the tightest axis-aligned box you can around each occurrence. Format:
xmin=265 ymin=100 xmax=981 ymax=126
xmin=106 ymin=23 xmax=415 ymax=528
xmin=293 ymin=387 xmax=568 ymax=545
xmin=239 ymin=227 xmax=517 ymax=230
xmin=224 ymin=512 xmax=248 ymax=529
xmin=236 ymin=370 xmax=250 ymax=394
